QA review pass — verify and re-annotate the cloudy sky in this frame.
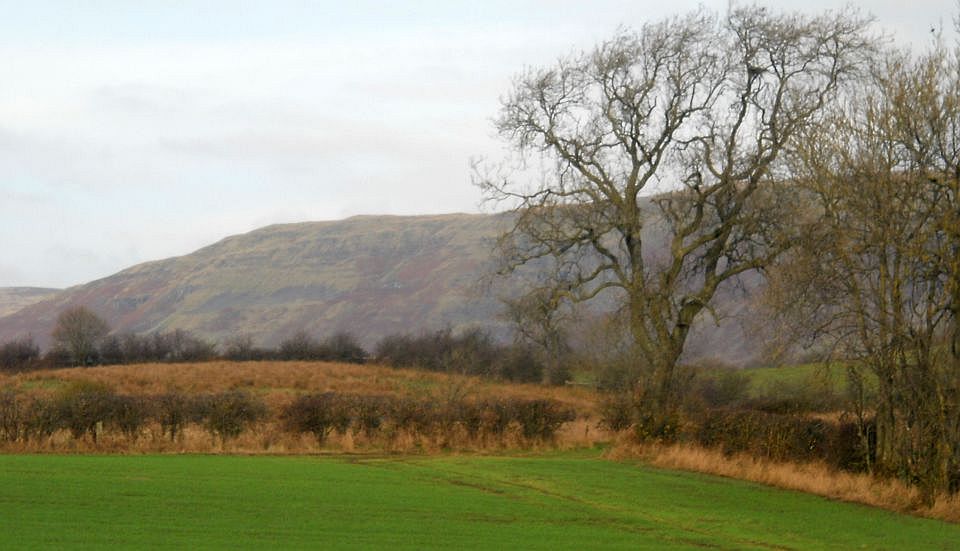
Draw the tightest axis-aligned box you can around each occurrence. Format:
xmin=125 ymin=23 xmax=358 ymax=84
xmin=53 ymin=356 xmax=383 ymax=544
xmin=1 ymin=1 xmax=956 ymax=289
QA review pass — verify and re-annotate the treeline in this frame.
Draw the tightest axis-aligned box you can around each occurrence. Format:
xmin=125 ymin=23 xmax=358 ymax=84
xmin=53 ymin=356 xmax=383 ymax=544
xmin=0 ymin=307 xmax=548 ymax=384
xmin=0 ymin=384 xmax=574 ymax=447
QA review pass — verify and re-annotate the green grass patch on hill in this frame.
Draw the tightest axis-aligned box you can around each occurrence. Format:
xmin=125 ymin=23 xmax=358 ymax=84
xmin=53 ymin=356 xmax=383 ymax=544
xmin=0 ymin=452 xmax=956 ymax=550
xmin=740 ymin=362 xmax=853 ymax=396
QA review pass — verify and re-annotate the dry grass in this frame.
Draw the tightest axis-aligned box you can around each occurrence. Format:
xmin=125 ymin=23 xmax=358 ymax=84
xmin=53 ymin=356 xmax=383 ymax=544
xmin=0 ymin=418 xmax=612 ymax=457
xmin=0 ymin=361 xmax=609 ymax=455
xmin=609 ymin=439 xmax=960 ymax=524
xmin=3 ymin=361 xmax=598 ymax=411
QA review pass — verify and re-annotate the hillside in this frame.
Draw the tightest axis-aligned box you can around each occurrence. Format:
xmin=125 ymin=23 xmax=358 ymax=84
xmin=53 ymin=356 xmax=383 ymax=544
xmin=0 ymin=287 xmax=60 ymax=318
xmin=0 ymin=213 xmax=764 ymax=364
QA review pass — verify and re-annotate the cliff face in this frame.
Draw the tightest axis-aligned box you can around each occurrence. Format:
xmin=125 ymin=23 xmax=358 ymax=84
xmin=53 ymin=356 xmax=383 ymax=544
xmin=0 ymin=212 xmax=765 ymax=365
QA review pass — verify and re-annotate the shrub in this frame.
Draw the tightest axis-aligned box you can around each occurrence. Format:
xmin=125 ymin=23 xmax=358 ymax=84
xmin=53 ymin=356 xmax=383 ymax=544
xmin=494 ymin=345 xmax=544 ymax=383
xmin=222 ymin=335 xmax=273 ymax=361
xmin=0 ymin=337 xmax=41 ymax=371
xmin=0 ymin=391 xmax=23 ymax=441
xmin=278 ymin=331 xmax=325 ymax=361
xmin=511 ymin=399 xmax=575 ymax=440
xmin=97 ymin=335 xmax=125 ymax=365
xmin=478 ymin=399 xmax=513 ymax=436
xmin=321 ymin=332 xmax=367 ymax=364
xmin=153 ymin=392 xmax=195 ymax=441
xmin=108 ymin=394 xmax=151 ymax=440
xmin=51 ymin=381 xmax=118 ymax=442
xmin=375 ymin=329 xmax=548 ymax=382
xmin=385 ymin=395 xmax=432 ymax=432
xmin=23 ymin=398 xmax=59 ymax=441
xmin=695 ymin=409 xmax=836 ymax=463
xmin=281 ymin=393 xmax=352 ymax=444
xmin=351 ymin=395 xmax=388 ymax=436
xmin=598 ymin=392 xmax=635 ymax=432
xmin=203 ymin=391 xmax=267 ymax=441
xmin=153 ymin=330 xmax=216 ymax=363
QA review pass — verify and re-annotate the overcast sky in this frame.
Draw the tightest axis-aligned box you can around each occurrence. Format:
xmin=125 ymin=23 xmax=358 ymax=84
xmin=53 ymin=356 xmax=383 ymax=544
xmin=1 ymin=1 xmax=956 ymax=289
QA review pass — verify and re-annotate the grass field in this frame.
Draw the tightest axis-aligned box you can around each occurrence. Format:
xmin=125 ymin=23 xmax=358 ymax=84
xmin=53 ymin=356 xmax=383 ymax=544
xmin=1 ymin=452 xmax=957 ymax=550
xmin=739 ymin=362 xmax=854 ymax=396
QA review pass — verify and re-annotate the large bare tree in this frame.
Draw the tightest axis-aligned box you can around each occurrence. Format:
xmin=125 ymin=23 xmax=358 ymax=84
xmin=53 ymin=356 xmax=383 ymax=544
xmin=477 ymin=7 xmax=874 ymax=415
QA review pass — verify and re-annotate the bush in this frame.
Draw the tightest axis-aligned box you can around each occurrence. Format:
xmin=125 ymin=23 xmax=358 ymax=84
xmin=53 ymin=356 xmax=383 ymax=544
xmin=23 ymin=398 xmax=59 ymax=441
xmin=695 ymin=409 xmax=832 ymax=463
xmin=0 ymin=337 xmax=41 ymax=371
xmin=385 ymin=395 xmax=434 ymax=432
xmin=153 ymin=330 xmax=216 ymax=363
xmin=598 ymin=392 xmax=635 ymax=432
xmin=278 ymin=331 xmax=325 ymax=361
xmin=478 ymin=399 xmax=513 ymax=436
xmin=0 ymin=391 xmax=23 ymax=441
xmin=511 ymin=399 xmax=575 ymax=440
xmin=202 ymin=391 xmax=267 ymax=441
xmin=51 ymin=381 xmax=118 ymax=442
xmin=351 ymin=395 xmax=389 ymax=436
xmin=494 ymin=345 xmax=544 ymax=383
xmin=375 ymin=329 xmax=547 ymax=382
xmin=222 ymin=335 xmax=273 ymax=361
xmin=107 ymin=394 xmax=151 ymax=439
xmin=281 ymin=393 xmax=352 ymax=443
xmin=321 ymin=332 xmax=367 ymax=364
xmin=153 ymin=392 xmax=196 ymax=441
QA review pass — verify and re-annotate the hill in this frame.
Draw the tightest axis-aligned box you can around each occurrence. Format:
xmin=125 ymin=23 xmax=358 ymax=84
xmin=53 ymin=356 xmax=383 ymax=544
xmin=0 ymin=213 xmax=764 ymax=364
xmin=0 ymin=287 xmax=60 ymax=318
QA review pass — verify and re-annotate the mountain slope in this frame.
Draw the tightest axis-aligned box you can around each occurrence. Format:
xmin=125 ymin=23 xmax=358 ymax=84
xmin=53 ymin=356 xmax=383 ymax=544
xmin=0 ymin=213 xmax=764 ymax=365
xmin=0 ymin=288 xmax=61 ymax=318
xmin=0 ymin=214 xmax=507 ymax=349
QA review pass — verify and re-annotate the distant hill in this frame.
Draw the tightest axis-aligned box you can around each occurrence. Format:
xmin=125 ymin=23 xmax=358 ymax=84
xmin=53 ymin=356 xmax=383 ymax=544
xmin=0 ymin=213 xmax=766 ymax=365
xmin=0 ymin=287 xmax=61 ymax=318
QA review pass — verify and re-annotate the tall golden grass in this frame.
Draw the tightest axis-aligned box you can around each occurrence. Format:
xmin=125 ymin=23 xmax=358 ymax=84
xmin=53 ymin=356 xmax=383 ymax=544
xmin=609 ymin=439 xmax=960 ymax=524
xmin=0 ymin=417 xmax=609 ymax=457
xmin=4 ymin=361 xmax=598 ymax=411
xmin=0 ymin=361 xmax=608 ymax=455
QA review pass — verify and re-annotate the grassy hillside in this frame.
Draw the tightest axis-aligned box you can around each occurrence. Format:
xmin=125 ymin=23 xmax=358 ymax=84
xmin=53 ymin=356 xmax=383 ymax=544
xmin=1 ymin=453 xmax=956 ymax=550
xmin=0 ymin=287 xmax=59 ymax=317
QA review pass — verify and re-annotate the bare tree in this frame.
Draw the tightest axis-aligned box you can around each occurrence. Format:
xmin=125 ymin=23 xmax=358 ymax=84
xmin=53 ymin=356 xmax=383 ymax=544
xmin=502 ymin=288 xmax=573 ymax=384
xmin=52 ymin=306 xmax=110 ymax=366
xmin=477 ymin=7 xmax=874 ymax=416
xmin=769 ymin=40 xmax=960 ymax=499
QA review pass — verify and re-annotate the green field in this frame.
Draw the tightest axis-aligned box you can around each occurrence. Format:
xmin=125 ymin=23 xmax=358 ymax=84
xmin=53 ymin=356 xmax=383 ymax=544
xmin=0 ymin=452 xmax=956 ymax=549
xmin=740 ymin=362 xmax=852 ymax=395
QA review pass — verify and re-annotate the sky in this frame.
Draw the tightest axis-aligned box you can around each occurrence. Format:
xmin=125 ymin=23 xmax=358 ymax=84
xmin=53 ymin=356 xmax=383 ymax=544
xmin=1 ymin=1 xmax=957 ymax=289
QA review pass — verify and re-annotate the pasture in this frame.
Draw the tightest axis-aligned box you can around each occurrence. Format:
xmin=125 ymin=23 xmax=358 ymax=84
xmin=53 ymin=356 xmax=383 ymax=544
xmin=1 ymin=452 xmax=957 ymax=549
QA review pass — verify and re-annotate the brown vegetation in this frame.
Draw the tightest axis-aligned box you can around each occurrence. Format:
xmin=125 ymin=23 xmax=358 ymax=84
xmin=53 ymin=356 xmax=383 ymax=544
xmin=0 ymin=360 xmax=604 ymax=455
xmin=0 ymin=361 xmax=597 ymax=411
xmin=609 ymin=440 xmax=960 ymax=524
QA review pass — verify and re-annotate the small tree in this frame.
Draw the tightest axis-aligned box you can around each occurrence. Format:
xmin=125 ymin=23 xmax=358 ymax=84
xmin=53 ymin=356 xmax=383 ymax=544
xmin=502 ymin=288 xmax=572 ymax=385
xmin=278 ymin=331 xmax=322 ymax=361
xmin=320 ymin=332 xmax=367 ymax=363
xmin=0 ymin=336 xmax=40 ymax=371
xmin=52 ymin=306 xmax=110 ymax=366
